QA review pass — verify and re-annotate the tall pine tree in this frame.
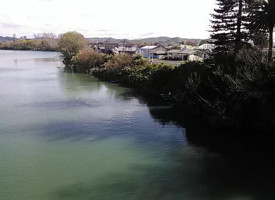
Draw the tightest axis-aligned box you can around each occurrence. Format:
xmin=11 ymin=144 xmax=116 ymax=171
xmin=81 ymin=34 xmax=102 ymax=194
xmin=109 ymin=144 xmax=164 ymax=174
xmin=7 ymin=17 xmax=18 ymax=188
xmin=248 ymin=0 xmax=275 ymax=62
xmin=210 ymin=0 xmax=249 ymax=54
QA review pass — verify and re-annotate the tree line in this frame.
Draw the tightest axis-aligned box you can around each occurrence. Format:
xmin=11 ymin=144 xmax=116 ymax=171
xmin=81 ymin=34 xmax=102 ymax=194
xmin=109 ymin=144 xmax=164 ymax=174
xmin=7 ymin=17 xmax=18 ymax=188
xmin=0 ymin=33 xmax=58 ymax=51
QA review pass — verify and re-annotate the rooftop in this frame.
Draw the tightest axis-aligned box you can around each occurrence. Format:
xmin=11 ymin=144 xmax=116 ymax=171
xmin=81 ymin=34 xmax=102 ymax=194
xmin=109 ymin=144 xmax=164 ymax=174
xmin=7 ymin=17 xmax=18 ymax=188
xmin=140 ymin=46 xmax=157 ymax=50
xmin=167 ymin=49 xmax=197 ymax=55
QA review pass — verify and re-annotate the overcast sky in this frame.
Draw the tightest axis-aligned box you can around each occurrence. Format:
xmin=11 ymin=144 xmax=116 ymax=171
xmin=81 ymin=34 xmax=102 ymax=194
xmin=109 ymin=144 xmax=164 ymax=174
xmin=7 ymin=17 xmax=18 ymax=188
xmin=0 ymin=0 xmax=216 ymax=39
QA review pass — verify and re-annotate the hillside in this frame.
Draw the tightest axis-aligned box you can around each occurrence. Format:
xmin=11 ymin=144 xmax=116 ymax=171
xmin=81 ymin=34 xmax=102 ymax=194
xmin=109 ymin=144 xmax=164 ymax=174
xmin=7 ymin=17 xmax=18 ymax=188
xmin=86 ymin=37 xmax=204 ymax=47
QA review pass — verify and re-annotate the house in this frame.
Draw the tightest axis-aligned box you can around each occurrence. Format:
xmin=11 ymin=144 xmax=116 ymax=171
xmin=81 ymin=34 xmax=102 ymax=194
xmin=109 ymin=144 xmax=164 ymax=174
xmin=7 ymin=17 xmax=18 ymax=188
xmin=92 ymin=42 xmax=106 ymax=53
xmin=98 ymin=46 xmax=106 ymax=53
xmin=113 ymin=43 xmax=138 ymax=55
xmin=149 ymin=45 xmax=167 ymax=59
xmin=138 ymin=45 xmax=167 ymax=59
xmin=104 ymin=42 xmax=119 ymax=53
xmin=167 ymin=49 xmax=203 ymax=62
xmin=195 ymin=43 xmax=215 ymax=60
xmin=138 ymin=46 xmax=157 ymax=58
xmin=196 ymin=43 xmax=215 ymax=51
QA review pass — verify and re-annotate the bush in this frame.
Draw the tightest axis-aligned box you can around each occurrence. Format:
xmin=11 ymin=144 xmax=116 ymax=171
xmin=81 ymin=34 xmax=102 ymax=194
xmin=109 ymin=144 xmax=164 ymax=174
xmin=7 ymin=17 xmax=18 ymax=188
xmin=71 ymin=48 xmax=107 ymax=73
xmin=104 ymin=54 xmax=134 ymax=70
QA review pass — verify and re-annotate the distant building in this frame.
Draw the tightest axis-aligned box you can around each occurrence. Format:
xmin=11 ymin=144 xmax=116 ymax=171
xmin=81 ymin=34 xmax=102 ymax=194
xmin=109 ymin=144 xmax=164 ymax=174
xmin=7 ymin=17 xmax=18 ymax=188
xmin=98 ymin=46 xmax=106 ymax=53
xmin=149 ymin=45 xmax=167 ymax=59
xmin=105 ymin=42 xmax=119 ymax=53
xmin=167 ymin=49 xmax=203 ymax=62
xmin=138 ymin=45 xmax=167 ymax=59
xmin=93 ymin=42 xmax=138 ymax=55
xmin=138 ymin=46 xmax=157 ymax=58
xmin=194 ymin=43 xmax=215 ymax=60
xmin=113 ymin=43 xmax=137 ymax=55
xmin=196 ymin=43 xmax=215 ymax=51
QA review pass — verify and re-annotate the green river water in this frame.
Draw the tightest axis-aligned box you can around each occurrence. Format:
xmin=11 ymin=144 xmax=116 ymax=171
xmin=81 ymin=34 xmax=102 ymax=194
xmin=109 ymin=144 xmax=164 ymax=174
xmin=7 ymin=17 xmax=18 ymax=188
xmin=0 ymin=50 xmax=274 ymax=200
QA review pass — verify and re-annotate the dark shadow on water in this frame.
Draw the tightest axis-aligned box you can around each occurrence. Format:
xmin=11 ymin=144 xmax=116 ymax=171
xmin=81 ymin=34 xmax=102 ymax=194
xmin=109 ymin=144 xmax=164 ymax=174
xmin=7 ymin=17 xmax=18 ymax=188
xmin=101 ymin=80 xmax=275 ymax=200
xmin=53 ymin=145 xmax=275 ymax=200
xmin=51 ymin=73 xmax=275 ymax=200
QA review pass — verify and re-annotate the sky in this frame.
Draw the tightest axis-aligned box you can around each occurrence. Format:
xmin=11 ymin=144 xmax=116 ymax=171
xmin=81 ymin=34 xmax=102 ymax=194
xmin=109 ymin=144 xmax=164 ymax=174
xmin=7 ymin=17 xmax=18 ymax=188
xmin=0 ymin=0 xmax=216 ymax=39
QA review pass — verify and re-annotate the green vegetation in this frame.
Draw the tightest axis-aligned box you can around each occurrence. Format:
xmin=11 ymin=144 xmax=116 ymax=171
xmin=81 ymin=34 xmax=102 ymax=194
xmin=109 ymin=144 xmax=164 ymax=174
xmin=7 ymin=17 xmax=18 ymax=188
xmin=58 ymin=32 xmax=87 ymax=64
xmin=249 ymin=0 xmax=275 ymax=62
xmin=0 ymin=38 xmax=58 ymax=51
xmin=210 ymin=0 xmax=249 ymax=54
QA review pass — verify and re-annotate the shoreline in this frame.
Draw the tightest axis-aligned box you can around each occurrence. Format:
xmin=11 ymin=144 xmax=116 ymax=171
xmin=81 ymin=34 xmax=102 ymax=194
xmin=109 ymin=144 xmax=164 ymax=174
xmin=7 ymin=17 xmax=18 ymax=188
xmin=64 ymin=59 xmax=275 ymax=136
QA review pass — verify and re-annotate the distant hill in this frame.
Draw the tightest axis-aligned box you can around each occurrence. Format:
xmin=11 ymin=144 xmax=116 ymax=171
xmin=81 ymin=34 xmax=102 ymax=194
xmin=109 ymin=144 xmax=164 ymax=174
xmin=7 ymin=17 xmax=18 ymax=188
xmin=86 ymin=37 xmax=130 ymax=43
xmin=1 ymin=35 xmax=205 ymax=46
xmin=0 ymin=36 xmax=15 ymax=42
xmin=86 ymin=37 xmax=204 ymax=47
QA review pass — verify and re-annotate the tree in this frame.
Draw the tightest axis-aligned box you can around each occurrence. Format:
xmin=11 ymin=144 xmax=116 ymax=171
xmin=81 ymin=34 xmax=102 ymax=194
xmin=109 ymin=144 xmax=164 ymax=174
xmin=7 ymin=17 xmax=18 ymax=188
xmin=58 ymin=32 xmax=86 ymax=62
xmin=40 ymin=40 xmax=50 ymax=50
xmin=184 ymin=40 xmax=197 ymax=46
xmin=210 ymin=0 xmax=249 ymax=54
xmin=249 ymin=0 xmax=275 ymax=62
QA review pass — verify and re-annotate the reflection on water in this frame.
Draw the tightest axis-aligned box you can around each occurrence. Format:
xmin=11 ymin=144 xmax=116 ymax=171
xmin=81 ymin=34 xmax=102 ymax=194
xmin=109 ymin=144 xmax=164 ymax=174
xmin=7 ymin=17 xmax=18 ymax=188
xmin=0 ymin=50 xmax=274 ymax=200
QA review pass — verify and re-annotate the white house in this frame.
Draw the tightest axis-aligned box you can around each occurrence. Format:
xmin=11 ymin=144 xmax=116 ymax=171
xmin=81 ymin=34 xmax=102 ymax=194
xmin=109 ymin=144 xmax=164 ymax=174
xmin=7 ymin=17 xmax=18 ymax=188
xmin=137 ymin=46 xmax=157 ymax=58
xmin=149 ymin=45 xmax=167 ymax=59
xmin=167 ymin=49 xmax=203 ymax=62
xmin=196 ymin=43 xmax=215 ymax=51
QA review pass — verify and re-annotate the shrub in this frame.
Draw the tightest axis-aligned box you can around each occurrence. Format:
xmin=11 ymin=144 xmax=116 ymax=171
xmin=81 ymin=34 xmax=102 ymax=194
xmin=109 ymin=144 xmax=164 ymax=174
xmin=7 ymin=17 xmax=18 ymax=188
xmin=71 ymin=48 xmax=106 ymax=73
xmin=104 ymin=54 xmax=134 ymax=70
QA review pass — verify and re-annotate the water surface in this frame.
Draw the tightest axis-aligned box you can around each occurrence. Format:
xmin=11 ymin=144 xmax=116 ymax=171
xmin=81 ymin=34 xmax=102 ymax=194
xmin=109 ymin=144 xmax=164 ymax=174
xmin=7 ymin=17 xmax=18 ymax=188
xmin=0 ymin=50 xmax=274 ymax=200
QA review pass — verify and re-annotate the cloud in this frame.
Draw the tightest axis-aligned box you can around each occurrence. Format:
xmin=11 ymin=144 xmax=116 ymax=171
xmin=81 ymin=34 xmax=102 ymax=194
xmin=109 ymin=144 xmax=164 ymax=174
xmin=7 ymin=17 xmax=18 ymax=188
xmin=96 ymin=29 xmax=110 ymax=32
xmin=140 ymin=32 xmax=155 ymax=37
xmin=0 ymin=0 xmax=215 ymax=39
xmin=98 ymin=33 xmax=118 ymax=36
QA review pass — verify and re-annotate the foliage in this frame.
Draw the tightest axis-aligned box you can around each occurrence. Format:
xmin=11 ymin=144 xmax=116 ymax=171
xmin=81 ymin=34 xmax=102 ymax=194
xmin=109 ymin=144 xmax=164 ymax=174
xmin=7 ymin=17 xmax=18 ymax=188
xmin=58 ymin=32 xmax=86 ymax=63
xmin=248 ymin=0 xmax=275 ymax=62
xmin=1 ymin=39 xmax=35 ymax=50
xmin=104 ymin=54 xmax=134 ymax=70
xmin=70 ymin=48 xmax=107 ymax=73
xmin=184 ymin=40 xmax=197 ymax=46
xmin=210 ymin=0 xmax=249 ymax=54
xmin=198 ymin=40 xmax=210 ymax=46
xmin=0 ymin=38 xmax=58 ymax=51
xmin=252 ymin=32 xmax=269 ymax=49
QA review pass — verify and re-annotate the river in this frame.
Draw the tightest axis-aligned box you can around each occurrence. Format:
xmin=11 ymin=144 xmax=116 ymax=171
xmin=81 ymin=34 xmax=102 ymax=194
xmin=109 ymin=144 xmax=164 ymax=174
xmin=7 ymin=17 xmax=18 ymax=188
xmin=0 ymin=50 xmax=274 ymax=200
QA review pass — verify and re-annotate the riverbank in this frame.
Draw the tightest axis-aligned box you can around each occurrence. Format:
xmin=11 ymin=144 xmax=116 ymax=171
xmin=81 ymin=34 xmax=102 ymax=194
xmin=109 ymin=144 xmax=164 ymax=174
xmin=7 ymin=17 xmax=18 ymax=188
xmin=63 ymin=48 xmax=275 ymax=135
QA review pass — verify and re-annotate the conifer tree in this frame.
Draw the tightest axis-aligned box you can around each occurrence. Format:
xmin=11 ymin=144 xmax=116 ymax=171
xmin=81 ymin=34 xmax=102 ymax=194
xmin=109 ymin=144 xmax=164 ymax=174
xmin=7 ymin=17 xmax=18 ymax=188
xmin=210 ymin=0 xmax=249 ymax=54
xmin=248 ymin=0 xmax=275 ymax=62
